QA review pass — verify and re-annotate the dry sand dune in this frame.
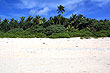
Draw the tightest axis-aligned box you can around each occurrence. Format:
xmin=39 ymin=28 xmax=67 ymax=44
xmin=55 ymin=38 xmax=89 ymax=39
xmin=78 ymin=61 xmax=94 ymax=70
xmin=0 ymin=38 xmax=110 ymax=73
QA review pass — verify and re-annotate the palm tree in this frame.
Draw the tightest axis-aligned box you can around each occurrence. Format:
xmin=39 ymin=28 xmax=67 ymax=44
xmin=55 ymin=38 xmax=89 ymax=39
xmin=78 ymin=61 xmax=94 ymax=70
xmin=0 ymin=18 xmax=1 ymax=30
xmin=24 ymin=16 xmax=33 ymax=29
xmin=41 ymin=17 xmax=47 ymax=23
xmin=9 ymin=18 xmax=15 ymax=30
xmin=26 ymin=16 xmax=33 ymax=22
xmin=1 ymin=19 xmax=9 ymax=32
xmin=32 ymin=16 xmax=41 ymax=26
xmin=19 ymin=16 xmax=25 ymax=28
xmin=57 ymin=5 xmax=65 ymax=14
xmin=20 ymin=16 xmax=25 ymax=22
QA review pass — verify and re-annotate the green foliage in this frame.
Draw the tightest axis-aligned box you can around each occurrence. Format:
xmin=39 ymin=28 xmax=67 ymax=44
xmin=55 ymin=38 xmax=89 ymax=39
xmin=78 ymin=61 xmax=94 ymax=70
xmin=49 ymin=33 xmax=70 ymax=38
xmin=33 ymin=33 xmax=46 ymax=38
xmin=16 ymin=30 xmax=31 ymax=35
xmin=68 ymin=32 xmax=84 ymax=37
xmin=94 ymin=30 xmax=110 ymax=37
xmin=0 ymin=33 xmax=18 ymax=38
xmin=79 ymin=29 xmax=95 ymax=37
xmin=0 ymin=31 xmax=4 ymax=34
xmin=28 ymin=25 xmax=46 ymax=33
xmin=91 ymin=21 xmax=110 ymax=32
xmin=68 ymin=29 xmax=94 ymax=37
xmin=67 ymin=28 xmax=79 ymax=32
xmin=45 ymin=25 xmax=66 ymax=35
xmin=0 ymin=32 xmax=46 ymax=38
xmin=7 ymin=28 xmax=24 ymax=33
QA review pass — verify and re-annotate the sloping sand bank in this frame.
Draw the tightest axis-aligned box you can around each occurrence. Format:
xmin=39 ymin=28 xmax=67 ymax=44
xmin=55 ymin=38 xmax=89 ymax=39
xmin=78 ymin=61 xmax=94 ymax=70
xmin=0 ymin=38 xmax=110 ymax=73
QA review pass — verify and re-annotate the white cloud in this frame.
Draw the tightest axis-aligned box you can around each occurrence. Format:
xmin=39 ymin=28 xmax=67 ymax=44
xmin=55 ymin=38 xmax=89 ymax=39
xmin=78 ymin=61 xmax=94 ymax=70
xmin=16 ymin=0 xmax=84 ymax=9
xmin=91 ymin=0 xmax=110 ymax=7
xmin=29 ymin=7 xmax=50 ymax=16
xmin=60 ymin=0 xmax=84 ymax=11
xmin=16 ymin=0 xmax=38 ymax=9
xmin=37 ymin=7 xmax=50 ymax=15
xmin=65 ymin=1 xmax=84 ymax=11
xmin=16 ymin=0 xmax=58 ymax=9
xmin=29 ymin=9 xmax=38 ymax=15
xmin=91 ymin=0 xmax=110 ymax=2
xmin=62 ymin=0 xmax=83 ymax=6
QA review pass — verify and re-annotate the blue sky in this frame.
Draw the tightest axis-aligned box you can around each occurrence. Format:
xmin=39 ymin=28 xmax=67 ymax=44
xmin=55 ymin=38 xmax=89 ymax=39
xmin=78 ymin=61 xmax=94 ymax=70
xmin=0 ymin=0 xmax=110 ymax=20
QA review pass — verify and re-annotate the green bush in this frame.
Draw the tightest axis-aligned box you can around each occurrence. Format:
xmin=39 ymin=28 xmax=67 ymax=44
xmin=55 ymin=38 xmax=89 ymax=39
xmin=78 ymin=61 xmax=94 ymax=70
xmin=7 ymin=28 xmax=24 ymax=33
xmin=30 ymin=25 xmax=46 ymax=33
xmin=68 ymin=29 xmax=94 ymax=37
xmin=94 ymin=30 xmax=110 ymax=37
xmin=48 ymin=33 xmax=70 ymax=38
xmin=0 ymin=32 xmax=46 ymax=38
xmin=0 ymin=33 xmax=17 ymax=38
xmin=68 ymin=28 xmax=79 ymax=32
xmin=0 ymin=31 xmax=4 ymax=34
xmin=45 ymin=25 xmax=66 ymax=35
xmin=33 ymin=33 xmax=46 ymax=38
xmin=79 ymin=29 xmax=94 ymax=37
xmin=68 ymin=32 xmax=84 ymax=37
xmin=16 ymin=30 xmax=31 ymax=35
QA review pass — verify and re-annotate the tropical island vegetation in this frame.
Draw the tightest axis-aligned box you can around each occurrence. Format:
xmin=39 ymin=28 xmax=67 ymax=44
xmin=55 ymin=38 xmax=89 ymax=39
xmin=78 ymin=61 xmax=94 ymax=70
xmin=0 ymin=5 xmax=110 ymax=38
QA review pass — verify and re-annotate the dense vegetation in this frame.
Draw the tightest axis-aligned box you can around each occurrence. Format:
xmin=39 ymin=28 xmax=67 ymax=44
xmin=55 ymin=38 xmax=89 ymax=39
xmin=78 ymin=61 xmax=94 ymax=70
xmin=0 ymin=5 xmax=110 ymax=38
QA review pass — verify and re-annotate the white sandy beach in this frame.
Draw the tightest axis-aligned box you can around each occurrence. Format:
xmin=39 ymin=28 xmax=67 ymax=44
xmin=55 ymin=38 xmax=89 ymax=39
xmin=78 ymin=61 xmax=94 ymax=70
xmin=0 ymin=38 xmax=110 ymax=73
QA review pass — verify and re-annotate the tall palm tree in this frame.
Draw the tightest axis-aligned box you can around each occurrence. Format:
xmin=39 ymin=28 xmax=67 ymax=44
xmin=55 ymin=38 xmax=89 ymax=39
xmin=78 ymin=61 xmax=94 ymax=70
xmin=26 ymin=16 xmax=33 ymax=22
xmin=57 ymin=5 xmax=65 ymax=14
xmin=1 ymin=19 xmax=9 ymax=32
xmin=9 ymin=18 xmax=15 ymax=30
xmin=20 ymin=16 xmax=25 ymax=22
xmin=19 ymin=16 xmax=25 ymax=28
xmin=41 ymin=17 xmax=47 ymax=23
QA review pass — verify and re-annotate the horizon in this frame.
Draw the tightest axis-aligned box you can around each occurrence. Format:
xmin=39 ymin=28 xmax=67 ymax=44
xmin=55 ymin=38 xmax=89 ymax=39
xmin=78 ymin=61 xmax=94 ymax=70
xmin=0 ymin=0 xmax=110 ymax=20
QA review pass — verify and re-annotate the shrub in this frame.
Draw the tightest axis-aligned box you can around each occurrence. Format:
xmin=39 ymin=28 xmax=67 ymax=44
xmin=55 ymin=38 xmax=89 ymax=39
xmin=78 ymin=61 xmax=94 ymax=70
xmin=16 ymin=30 xmax=31 ymax=35
xmin=7 ymin=28 xmax=24 ymax=33
xmin=94 ymin=30 xmax=110 ymax=37
xmin=79 ymin=29 xmax=94 ymax=37
xmin=68 ymin=32 xmax=84 ymax=37
xmin=30 ymin=25 xmax=46 ymax=33
xmin=33 ymin=33 xmax=46 ymax=38
xmin=0 ymin=32 xmax=46 ymax=38
xmin=68 ymin=28 xmax=79 ymax=32
xmin=45 ymin=25 xmax=66 ymax=35
xmin=68 ymin=29 xmax=94 ymax=37
xmin=48 ymin=33 xmax=70 ymax=38
xmin=0 ymin=33 xmax=17 ymax=38
xmin=0 ymin=31 xmax=4 ymax=34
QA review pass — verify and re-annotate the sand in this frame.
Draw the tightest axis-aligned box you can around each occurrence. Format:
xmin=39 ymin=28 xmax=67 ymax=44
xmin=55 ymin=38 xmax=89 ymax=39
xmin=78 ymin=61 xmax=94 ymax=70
xmin=0 ymin=37 xmax=110 ymax=73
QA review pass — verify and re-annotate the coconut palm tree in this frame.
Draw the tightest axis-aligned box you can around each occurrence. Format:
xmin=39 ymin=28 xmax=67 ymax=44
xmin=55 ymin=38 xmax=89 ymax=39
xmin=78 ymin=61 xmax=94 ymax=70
xmin=26 ymin=16 xmax=33 ymax=22
xmin=19 ymin=16 xmax=26 ymax=28
xmin=41 ymin=17 xmax=47 ymax=23
xmin=1 ymin=19 xmax=9 ymax=32
xmin=9 ymin=18 xmax=15 ymax=29
xmin=57 ymin=5 xmax=65 ymax=14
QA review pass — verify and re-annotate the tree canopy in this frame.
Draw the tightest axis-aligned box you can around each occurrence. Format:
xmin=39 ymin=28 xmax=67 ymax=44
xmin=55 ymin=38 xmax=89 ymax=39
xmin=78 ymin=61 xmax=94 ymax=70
xmin=0 ymin=5 xmax=110 ymax=38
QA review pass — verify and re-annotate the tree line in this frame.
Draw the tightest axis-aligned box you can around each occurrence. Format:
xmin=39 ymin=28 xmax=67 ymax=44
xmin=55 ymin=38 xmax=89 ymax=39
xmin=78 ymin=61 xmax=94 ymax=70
xmin=0 ymin=5 xmax=110 ymax=38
